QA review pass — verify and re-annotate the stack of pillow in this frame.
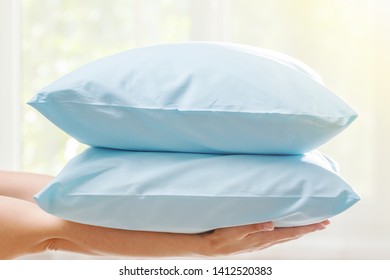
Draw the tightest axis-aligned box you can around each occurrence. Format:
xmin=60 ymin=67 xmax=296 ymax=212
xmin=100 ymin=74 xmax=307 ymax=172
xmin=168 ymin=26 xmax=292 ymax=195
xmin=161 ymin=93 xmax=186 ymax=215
xmin=29 ymin=42 xmax=360 ymax=233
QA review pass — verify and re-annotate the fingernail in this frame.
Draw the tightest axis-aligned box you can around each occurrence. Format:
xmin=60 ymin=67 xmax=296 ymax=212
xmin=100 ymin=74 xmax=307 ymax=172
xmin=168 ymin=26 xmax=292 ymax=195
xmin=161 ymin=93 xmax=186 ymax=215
xmin=264 ymin=222 xmax=274 ymax=231
xmin=321 ymin=220 xmax=331 ymax=226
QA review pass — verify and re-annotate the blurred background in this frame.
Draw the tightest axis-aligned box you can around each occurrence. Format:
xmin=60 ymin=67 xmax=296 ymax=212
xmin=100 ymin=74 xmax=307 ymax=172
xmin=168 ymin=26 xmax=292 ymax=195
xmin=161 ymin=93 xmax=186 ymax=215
xmin=1 ymin=0 xmax=389 ymax=259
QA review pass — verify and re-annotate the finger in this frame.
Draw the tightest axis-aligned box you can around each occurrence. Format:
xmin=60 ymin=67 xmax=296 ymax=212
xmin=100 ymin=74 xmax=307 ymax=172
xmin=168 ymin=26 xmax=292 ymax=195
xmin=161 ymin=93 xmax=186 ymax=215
xmin=321 ymin=220 xmax=331 ymax=226
xmin=217 ymin=222 xmax=275 ymax=239
xmin=243 ymin=231 xmax=304 ymax=253
xmin=237 ymin=222 xmax=328 ymax=254
xmin=272 ymin=222 xmax=327 ymax=240
xmin=262 ymin=234 xmax=303 ymax=250
xmin=245 ymin=228 xmax=302 ymax=246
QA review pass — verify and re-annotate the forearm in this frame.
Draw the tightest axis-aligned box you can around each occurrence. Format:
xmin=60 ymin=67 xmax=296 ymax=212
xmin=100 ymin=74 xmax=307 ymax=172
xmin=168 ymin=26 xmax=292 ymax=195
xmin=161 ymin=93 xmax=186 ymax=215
xmin=0 ymin=170 xmax=53 ymax=203
xmin=0 ymin=170 xmax=207 ymax=258
xmin=58 ymin=221 xmax=207 ymax=258
xmin=0 ymin=194 xmax=205 ymax=259
xmin=0 ymin=195 xmax=60 ymax=259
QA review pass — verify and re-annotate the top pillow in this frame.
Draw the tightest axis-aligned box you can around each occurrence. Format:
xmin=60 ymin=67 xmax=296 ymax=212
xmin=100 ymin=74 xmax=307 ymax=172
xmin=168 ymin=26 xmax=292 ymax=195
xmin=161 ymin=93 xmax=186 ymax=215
xmin=28 ymin=42 xmax=357 ymax=154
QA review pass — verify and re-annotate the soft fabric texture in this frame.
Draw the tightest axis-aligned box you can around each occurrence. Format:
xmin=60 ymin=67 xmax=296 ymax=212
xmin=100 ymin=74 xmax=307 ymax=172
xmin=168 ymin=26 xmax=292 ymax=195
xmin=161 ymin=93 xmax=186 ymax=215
xmin=34 ymin=148 xmax=360 ymax=233
xmin=28 ymin=42 xmax=357 ymax=155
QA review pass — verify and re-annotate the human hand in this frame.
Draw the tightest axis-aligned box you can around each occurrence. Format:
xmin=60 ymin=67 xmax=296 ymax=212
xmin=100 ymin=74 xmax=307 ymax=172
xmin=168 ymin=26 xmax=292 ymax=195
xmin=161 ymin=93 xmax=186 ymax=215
xmin=199 ymin=220 xmax=330 ymax=257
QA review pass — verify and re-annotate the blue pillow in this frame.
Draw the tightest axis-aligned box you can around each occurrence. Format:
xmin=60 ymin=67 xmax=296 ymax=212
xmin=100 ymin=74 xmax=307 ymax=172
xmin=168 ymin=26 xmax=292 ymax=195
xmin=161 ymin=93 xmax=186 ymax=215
xmin=34 ymin=148 xmax=360 ymax=233
xmin=28 ymin=42 xmax=357 ymax=154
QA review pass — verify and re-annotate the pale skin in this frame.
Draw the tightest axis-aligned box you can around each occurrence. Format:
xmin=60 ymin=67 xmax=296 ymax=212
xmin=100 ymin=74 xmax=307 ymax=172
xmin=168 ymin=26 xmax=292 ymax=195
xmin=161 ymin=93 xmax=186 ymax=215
xmin=0 ymin=170 xmax=329 ymax=260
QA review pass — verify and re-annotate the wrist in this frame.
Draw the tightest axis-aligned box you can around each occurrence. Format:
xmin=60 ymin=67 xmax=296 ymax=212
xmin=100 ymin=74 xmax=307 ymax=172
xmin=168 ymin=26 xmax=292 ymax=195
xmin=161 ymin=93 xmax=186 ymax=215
xmin=192 ymin=232 xmax=218 ymax=257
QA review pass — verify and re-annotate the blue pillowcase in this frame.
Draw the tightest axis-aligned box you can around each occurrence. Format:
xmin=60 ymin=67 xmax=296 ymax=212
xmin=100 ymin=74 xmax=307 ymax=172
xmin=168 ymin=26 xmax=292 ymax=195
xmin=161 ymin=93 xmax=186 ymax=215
xmin=31 ymin=43 xmax=360 ymax=233
xmin=28 ymin=42 xmax=357 ymax=154
xmin=34 ymin=148 xmax=360 ymax=233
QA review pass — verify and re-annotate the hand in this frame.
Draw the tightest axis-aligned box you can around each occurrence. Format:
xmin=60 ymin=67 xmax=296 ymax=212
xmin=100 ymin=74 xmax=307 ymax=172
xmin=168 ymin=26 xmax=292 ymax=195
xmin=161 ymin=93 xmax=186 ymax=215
xmin=199 ymin=220 xmax=329 ymax=257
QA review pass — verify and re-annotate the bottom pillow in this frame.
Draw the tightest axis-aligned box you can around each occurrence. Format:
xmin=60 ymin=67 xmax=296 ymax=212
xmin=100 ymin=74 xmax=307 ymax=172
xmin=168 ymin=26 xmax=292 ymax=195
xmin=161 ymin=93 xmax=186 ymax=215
xmin=34 ymin=148 xmax=360 ymax=233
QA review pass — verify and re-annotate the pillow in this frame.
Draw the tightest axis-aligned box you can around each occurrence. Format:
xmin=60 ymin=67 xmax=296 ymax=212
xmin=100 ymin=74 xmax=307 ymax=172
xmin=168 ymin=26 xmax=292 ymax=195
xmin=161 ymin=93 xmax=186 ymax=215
xmin=28 ymin=42 xmax=357 ymax=155
xmin=34 ymin=148 xmax=360 ymax=233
